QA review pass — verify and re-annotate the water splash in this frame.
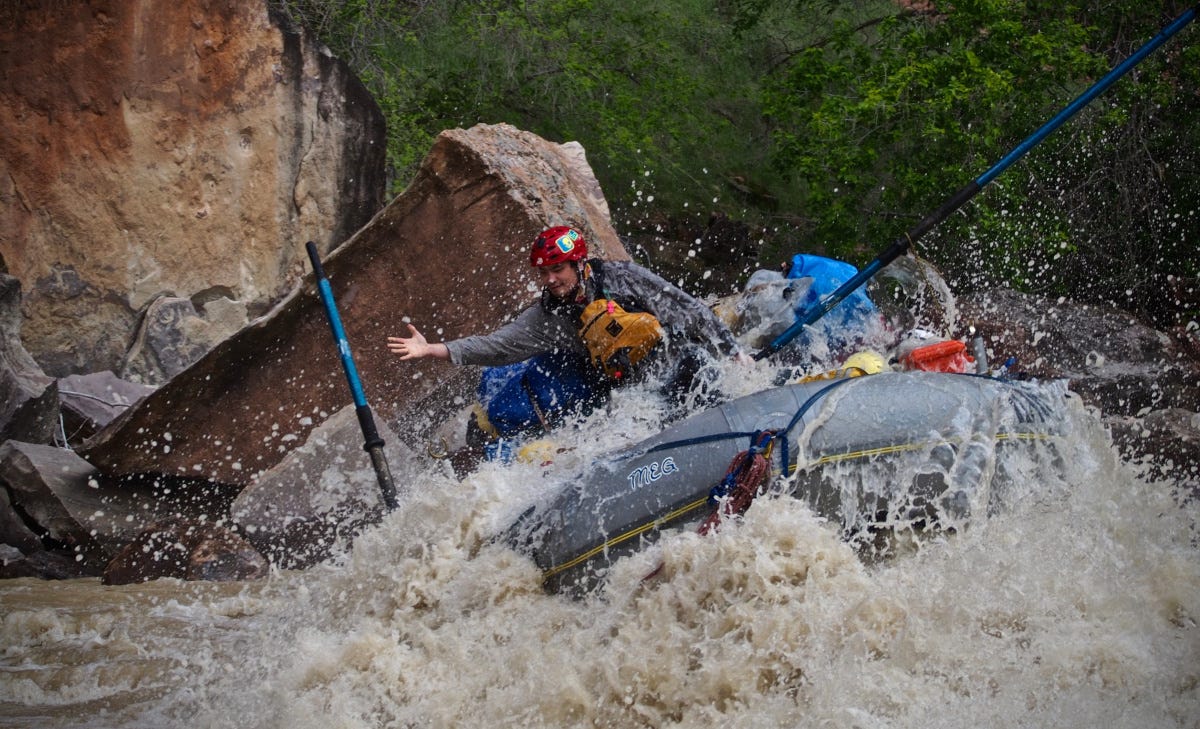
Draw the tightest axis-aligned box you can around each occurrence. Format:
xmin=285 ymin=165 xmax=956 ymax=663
xmin=2 ymin=373 xmax=1197 ymax=728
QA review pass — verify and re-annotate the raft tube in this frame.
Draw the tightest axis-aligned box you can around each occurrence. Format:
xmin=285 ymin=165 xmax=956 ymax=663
xmin=503 ymin=371 xmax=1068 ymax=593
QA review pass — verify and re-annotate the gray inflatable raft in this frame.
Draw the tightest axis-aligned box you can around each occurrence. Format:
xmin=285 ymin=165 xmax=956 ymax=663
xmin=503 ymin=371 xmax=1068 ymax=593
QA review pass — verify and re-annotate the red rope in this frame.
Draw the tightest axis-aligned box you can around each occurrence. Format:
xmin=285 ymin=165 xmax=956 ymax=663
xmin=641 ymin=444 xmax=773 ymax=585
xmin=697 ymin=449 xmax=771 ymax=535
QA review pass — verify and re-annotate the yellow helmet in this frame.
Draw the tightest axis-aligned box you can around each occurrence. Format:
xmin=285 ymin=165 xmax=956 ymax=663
xmin=842 ymin=350 xmax=887 ymax=376
xmin=516 ymin=439 xmax=559 ymax=465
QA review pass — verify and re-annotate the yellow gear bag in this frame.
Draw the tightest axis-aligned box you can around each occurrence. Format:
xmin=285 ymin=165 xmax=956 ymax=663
xmin=578 ymin=299 xmax=664 ymax=381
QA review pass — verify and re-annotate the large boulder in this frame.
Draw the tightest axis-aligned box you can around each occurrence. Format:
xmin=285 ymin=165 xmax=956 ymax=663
xmin=82 ymin=123 xmax=628 ymax=487
xmin=958 ymin=288 xmax=1200 ymax=416
xmin=230 ymin=402 xmax=422 ymax=569
xmin=0 ymin=0 xmax=386 ymax=382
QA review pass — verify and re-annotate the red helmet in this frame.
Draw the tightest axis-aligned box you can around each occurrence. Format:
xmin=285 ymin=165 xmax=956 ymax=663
xmin=530 ymin=226 xmax=588 ymax=267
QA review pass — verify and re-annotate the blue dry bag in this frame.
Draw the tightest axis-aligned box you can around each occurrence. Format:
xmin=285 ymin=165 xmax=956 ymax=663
xmin=786 ymin=253 xmax=881 ymax=351
xmin=478 ymin=351 xmax=598 ymax=437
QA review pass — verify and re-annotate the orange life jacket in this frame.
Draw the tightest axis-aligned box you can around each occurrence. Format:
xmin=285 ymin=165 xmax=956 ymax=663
xmin=577 ymin=298 xmax=664 ymax=381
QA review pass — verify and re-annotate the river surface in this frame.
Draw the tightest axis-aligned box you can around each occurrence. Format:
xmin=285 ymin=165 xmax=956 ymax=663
xmin=2 ymin=362 xmax=1198 ymax=729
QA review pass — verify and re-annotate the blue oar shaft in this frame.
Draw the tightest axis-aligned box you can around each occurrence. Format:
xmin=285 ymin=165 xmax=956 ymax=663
xmin=755 ymin=6 xmax=1197 ymax=361
xmin=306 ymin=241 xmax=398 ymax=511
xmin=315 ymin=274 xmax=369 ymax=406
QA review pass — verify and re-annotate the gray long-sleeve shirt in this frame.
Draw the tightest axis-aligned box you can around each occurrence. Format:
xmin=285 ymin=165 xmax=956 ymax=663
xmin=444 ymin=260 xmax=739 ymax=368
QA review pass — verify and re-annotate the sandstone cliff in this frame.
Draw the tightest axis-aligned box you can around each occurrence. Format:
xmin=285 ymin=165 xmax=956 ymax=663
xmin=0 ymin=0 xmax=386 ymax=383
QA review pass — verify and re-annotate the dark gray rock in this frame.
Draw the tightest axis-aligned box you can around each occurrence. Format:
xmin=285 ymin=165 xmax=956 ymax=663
xmin=120 ymin=295 xmax=250 ymax=387
xmin=0 ymin=274 xmax=57 ymax=445
xmin=57 ymin=370 xmax=156 ymax=448
xmin=0 ymin=441 xmax=107 ymax=570
xmin=958 ymin=288 xmax=1200 ymax=489
xmin=0 ymin=441 xmax=235 ymax=579
xmin=0 ymin=484 xmax=42 ymax=553
xmin=1107 ymin=408 xmax=1200 ymax=495
xmin=0 ymin=544 xmax=100 ymax=580
xmin=102 ymin=516 xmax=268 ymax=585
xmin=959 ymin=288 xmax=1200 ymax=416
xmin=230 ymin=403 xmax=420 ymax=569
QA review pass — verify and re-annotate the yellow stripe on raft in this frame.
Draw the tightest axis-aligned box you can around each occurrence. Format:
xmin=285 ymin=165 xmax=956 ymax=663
xmin=792 ymin=431 xmax=1052 ymax=471
xmin=543 ymin=496 xmax=712 ymax=579
xmin=542 ymin=430 xmax=1057 ymax=581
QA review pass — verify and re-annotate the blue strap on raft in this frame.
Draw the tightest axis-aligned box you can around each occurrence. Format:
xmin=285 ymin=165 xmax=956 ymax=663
xmin=479 ymin=351 xmax=599 ymax=437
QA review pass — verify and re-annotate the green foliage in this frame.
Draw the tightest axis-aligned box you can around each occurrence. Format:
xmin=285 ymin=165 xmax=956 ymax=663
xmin=756 ymin=0 xmax=1198 ymax=325
xmin=762 ymin=2 xmax=1099 ymax=253
xmin=271 ymin=0 xmax=1198 ymax=326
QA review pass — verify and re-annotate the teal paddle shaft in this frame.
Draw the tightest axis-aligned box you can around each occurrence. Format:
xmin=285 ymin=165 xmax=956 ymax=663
xmin=306 ymin=241 xmax=398 ymax=511
xmin=754 ymin=5 xmax=1199 ymax=361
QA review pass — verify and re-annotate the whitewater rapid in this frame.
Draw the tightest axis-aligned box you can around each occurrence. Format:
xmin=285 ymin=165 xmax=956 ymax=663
xmin=1 ymin=362 xmax=1198 ymax=728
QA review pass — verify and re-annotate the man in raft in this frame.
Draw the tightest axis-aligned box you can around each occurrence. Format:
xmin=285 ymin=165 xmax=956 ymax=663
xmin=386 ymin=225 xmax=747 ymax=410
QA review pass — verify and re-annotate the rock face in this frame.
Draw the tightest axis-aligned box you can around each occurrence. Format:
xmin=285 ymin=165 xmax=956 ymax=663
xmin=0 ymin=274 xmax=58 ymax=445
xmin=0 ymin=0 xmax=387 ymax=383
xmin=82 ymin=123 xmax=628 ymax=487
xmin=958 ymin=288 xmax=1200 ymax=416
